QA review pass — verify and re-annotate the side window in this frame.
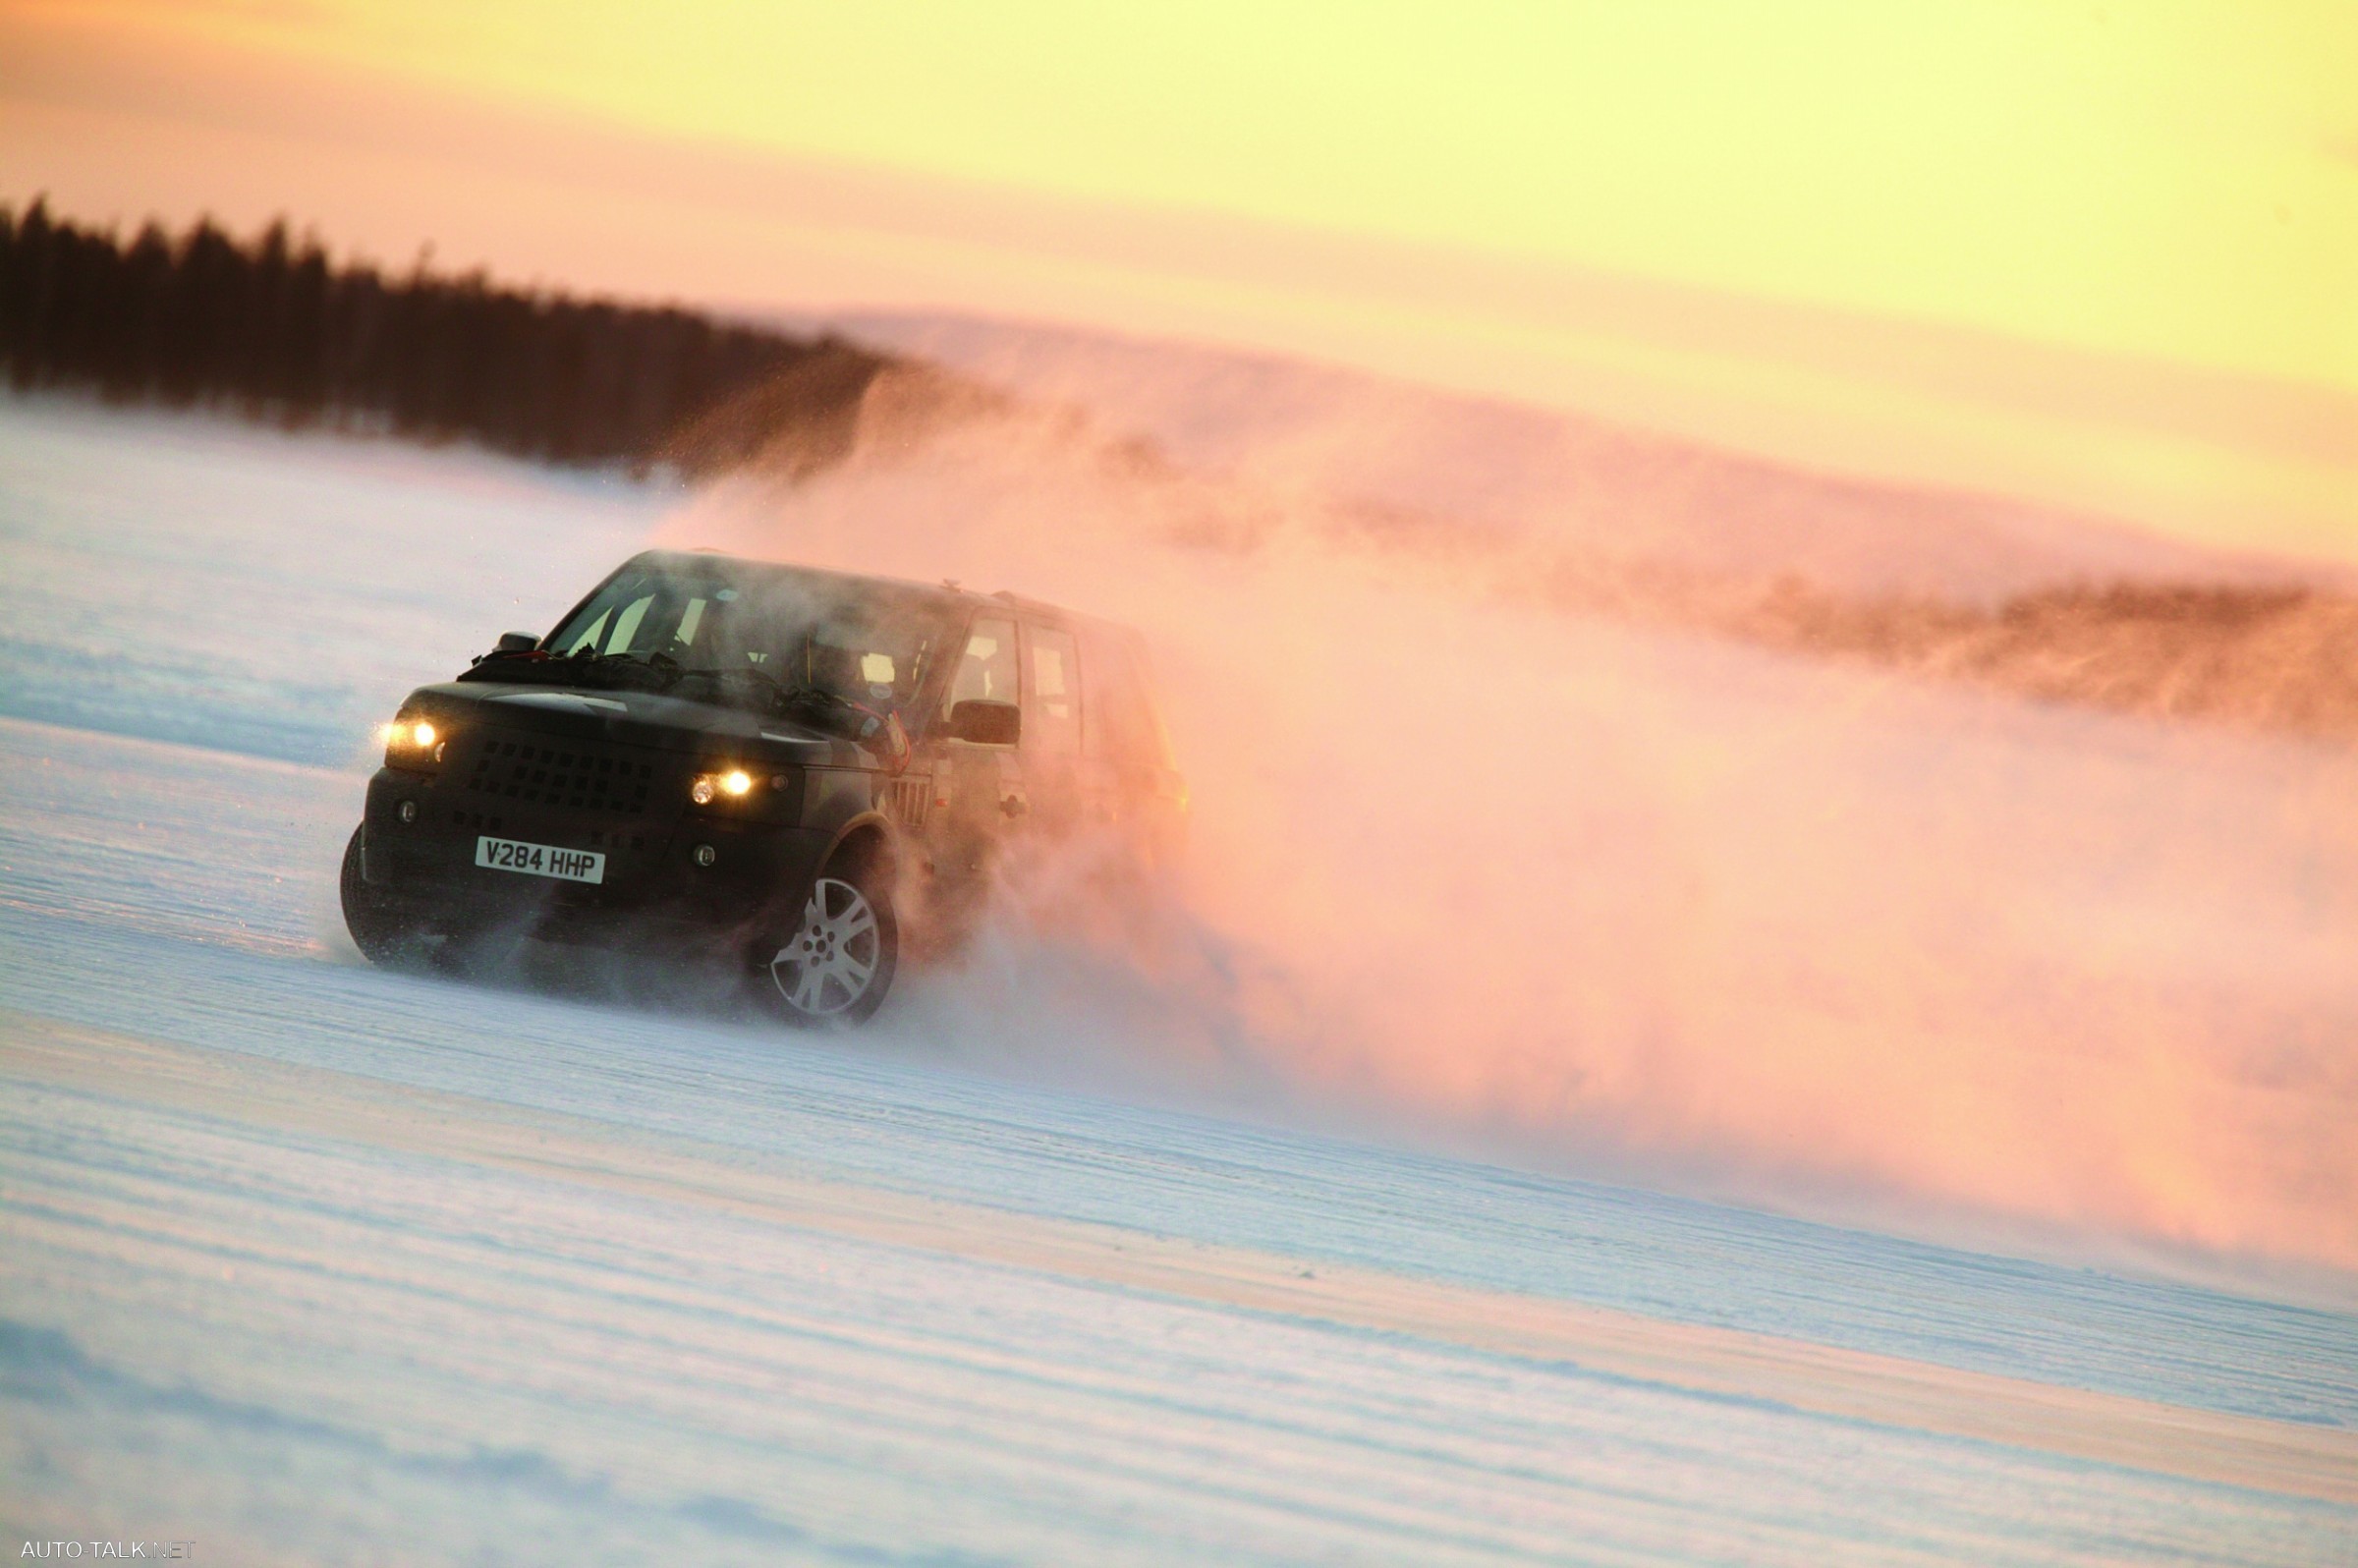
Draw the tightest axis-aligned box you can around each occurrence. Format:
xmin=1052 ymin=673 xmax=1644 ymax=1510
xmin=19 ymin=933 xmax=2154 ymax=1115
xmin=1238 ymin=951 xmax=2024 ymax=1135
xmin=1025 ymin=624 xmax=1082 ymax=756
xmin=948 ymin=617 xmax=1020 ymax=708
xmin=1084 ymin=630 xmax=1163 ymax=771
xmin=605 ymin=593 xmax=656 ymax=654
xmin=561 ymin=593 xmax=676 ymax=658
xmin=561 ymin=609 xmax=612 ymax=656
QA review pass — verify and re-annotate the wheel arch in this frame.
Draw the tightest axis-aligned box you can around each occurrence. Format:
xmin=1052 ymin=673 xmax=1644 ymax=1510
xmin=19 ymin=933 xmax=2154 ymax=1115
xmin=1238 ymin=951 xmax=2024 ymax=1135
xmin=818 ymin=811 xmax=899 ymax=888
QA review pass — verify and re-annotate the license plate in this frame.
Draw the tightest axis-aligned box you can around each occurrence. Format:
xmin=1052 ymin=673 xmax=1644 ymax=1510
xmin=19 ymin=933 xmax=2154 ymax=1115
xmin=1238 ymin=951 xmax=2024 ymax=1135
xmin=475 ymin=836 xmax=605 ymax=884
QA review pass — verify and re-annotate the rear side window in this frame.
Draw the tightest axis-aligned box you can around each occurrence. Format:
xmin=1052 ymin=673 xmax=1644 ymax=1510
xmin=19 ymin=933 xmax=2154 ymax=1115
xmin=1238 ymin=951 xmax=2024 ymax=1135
xmin=948 ymin=617 xmax=1019 ymax=707
xmin=1083 ymin=628 xmax=1171 ymax=772
xmin=1025 ymin=624 xmax=1082 ymax=756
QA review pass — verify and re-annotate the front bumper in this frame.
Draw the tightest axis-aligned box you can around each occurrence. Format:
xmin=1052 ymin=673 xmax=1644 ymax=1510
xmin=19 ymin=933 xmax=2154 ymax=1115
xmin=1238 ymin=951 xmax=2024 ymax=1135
xmin=360 ymin=762 xmax=826 ymax=943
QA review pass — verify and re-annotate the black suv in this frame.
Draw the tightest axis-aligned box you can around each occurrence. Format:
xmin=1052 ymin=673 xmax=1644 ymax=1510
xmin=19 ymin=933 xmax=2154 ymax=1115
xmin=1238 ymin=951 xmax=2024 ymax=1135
xmin=341 ymin=550 xmax=1185 ymax=1023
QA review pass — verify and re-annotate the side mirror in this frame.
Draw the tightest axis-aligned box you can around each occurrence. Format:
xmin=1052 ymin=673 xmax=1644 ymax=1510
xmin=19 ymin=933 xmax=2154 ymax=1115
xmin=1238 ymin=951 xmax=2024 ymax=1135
xmin=495 ymin=631 xmax=539 ymax=653
xmin=944 ymin=699 xmax=1021 ymax=746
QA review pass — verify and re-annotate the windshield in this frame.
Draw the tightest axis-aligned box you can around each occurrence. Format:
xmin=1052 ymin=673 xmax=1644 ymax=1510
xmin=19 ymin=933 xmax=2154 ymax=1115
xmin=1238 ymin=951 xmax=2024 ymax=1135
xmin=538 ymin=562 xmax=950 ymax=712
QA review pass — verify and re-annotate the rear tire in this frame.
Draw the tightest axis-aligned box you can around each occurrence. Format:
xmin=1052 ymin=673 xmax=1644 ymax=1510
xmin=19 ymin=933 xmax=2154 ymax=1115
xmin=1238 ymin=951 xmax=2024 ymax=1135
xmin=758 ymin=862 xmax=898 ymax=1027
xmin=340 ymin=823 xmax=427 ymax=968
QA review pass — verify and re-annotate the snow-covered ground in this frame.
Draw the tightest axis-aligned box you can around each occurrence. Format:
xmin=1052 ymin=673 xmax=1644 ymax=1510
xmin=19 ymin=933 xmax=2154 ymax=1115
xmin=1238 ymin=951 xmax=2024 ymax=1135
xmin=3 ymin=400 xmax=2355 ymax=1563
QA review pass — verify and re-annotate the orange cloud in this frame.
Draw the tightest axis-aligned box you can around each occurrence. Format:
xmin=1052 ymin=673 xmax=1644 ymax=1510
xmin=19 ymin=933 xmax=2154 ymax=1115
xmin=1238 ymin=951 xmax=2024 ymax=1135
xmin=3 ymin=0 xmax=2353 ymax=562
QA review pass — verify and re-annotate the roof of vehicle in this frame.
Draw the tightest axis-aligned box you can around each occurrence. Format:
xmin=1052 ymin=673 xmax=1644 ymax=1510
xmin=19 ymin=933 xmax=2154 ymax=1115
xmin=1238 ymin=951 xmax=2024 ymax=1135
xmin=654 ymin=547 xmax=968 ymax=608
xmin=647 ymin=548 xmax=1123 ymax=635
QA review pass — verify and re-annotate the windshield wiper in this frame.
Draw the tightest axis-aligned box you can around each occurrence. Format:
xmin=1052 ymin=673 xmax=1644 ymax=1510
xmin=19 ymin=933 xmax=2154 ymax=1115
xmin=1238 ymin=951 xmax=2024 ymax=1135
xmin=665 ymin=662 xmax=784 ymax=703
xmin=666 ymin=663 xmax=846 ymax=721
xmin=534 ymin=648 xmax=675 ymax=692
xmin=668 ymin=664 xmax=893 ymax=737
xmin=463 ymin=645 xmax=639 ymax=686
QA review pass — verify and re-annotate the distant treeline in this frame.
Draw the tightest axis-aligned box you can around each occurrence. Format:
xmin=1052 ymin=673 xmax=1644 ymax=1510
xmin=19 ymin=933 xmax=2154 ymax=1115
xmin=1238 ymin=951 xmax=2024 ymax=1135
xmin=0 ymin=198 xmax=891 ymax=473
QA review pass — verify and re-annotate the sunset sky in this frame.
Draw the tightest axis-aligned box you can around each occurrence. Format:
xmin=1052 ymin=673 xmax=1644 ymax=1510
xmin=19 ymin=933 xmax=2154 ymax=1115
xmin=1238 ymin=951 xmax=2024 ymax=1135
xmin=4 ymin=0 xmax=2353 ymax=557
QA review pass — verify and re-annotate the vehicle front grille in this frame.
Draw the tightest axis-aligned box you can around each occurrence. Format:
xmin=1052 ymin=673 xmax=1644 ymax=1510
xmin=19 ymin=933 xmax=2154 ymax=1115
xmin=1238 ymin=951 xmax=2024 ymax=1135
xmin=465 ymin=734 xmax=659 ymax=815
xmin=439 ymin=806 xmax=649 ymax=854
xmin=885 ymin=776 xmax=928 ymax=827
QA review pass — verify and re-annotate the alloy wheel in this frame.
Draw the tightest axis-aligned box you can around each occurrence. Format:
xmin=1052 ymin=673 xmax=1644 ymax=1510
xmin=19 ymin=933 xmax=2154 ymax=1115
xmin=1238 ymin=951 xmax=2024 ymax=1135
xmin=768 ymin=876 xmax=881 ymax=1018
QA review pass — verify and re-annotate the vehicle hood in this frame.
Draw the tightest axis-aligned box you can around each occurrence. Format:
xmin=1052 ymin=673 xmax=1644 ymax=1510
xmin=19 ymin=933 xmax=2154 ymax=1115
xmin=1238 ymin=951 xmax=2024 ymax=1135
xmin=399 ymin=680 xmax=864 ymax=766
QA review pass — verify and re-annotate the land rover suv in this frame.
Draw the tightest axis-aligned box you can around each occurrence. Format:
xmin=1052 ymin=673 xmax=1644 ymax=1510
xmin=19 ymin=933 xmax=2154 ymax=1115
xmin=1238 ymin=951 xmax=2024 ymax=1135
xmin=340 ymin=550 xmax=1185 ymax=1024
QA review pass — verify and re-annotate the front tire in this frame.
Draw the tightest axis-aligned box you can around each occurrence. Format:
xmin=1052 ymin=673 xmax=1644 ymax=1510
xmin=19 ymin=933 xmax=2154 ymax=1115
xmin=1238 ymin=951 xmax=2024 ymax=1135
xmin=340 ymin=823 xmax=427 ymax=968
xmin=759 ymin=867 xmax=897 ymax=1026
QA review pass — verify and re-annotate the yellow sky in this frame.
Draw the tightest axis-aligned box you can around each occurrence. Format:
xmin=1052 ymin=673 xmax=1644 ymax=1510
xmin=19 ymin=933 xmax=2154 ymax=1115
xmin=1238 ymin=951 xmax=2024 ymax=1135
xmin=49 ymin=0 xmax=2353 ymax=389
xmin=4 ymin=0 xmax=2354 ymax=555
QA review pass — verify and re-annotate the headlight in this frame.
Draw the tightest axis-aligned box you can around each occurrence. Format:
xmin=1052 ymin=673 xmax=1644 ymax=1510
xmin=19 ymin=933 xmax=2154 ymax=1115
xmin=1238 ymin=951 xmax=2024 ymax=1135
xmin=379 ymin=719 xmax=437 ymax=749
xmin=381 ymin=711 xmax=445 ymax=768
xmin=691 ymin=768 xmax=756 ymax=806
xmin=382 ymin=716 xmax=446 ymax=766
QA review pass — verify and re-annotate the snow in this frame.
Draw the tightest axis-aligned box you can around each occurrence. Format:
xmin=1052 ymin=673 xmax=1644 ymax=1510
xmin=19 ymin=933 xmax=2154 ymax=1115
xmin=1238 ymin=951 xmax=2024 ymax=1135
xmin=2 ymin=399 xmax=2354 ymax=1563
xmin=827 ymin=309 xmax=2316 ymax=597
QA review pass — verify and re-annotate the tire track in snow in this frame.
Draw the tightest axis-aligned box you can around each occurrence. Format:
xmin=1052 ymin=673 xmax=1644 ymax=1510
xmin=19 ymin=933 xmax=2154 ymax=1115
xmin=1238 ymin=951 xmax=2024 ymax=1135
xmin=10 ymin=1011 xmax=2352 ymax=1508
